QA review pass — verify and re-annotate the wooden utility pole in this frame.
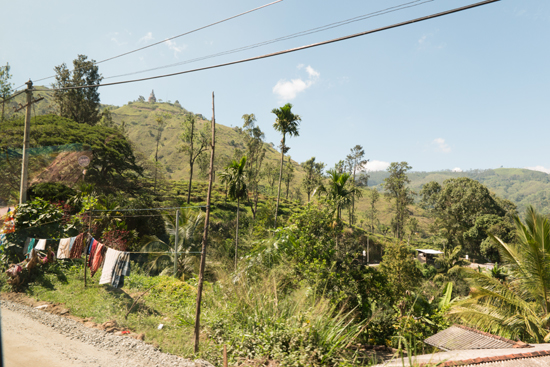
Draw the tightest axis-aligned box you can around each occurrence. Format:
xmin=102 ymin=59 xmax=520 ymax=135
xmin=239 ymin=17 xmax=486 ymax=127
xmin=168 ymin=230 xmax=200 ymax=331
xmin=194 ymin=92 xmax=216 ymax=353
xmin=174 ymin=209 xmax=179 ymax=277
xmin=19 ymin=80 xmax=33 ymax=204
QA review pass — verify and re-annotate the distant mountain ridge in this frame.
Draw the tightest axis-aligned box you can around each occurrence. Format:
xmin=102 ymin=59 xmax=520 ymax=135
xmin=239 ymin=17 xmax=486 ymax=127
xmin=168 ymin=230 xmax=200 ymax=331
xmin=368 ymin=168 xmax=550 ymax=214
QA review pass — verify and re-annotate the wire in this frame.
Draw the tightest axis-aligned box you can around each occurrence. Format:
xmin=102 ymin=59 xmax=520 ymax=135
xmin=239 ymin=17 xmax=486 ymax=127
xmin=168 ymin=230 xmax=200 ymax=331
xmin=104 ymin=0 xmax=434 ymax=80
xmin=30 ymin=0 xmax=283 ymax=84
xmin=37 ymin=0 xmax=501 ymax=92
xmin=88 ymin=205 xmax=207 ymax=212
xmin=0 ymin=89 xmax=27 ymax=104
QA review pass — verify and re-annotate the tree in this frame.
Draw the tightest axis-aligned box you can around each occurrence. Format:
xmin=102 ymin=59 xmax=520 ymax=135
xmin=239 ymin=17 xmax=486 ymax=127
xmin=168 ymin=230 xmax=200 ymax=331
xmin=450 ymin=206 xmax=550 ymax=342
xmin=301 ymin=157 xmax=325 ymax=202
xmin=218 ymin=156 xmax=248 ymax=270
xmin=379 ymin=240 xmax=422 ymax=298
xmin=52 ymin=55 xmax=103 ymax=125
xmin=383 ymin=162 xmax=414 ymax=240
xmin=345 ymin=145 xmax=368 ymax=225
xmin=241 ymin=114 xmax=266 ymax=220
xmin=271 ymin=103 xmax=301 ymax=227
xmin=283 ymin=156 xmax=295 ymax=200
xmin=316 ymin=169 xmax=361 ymax=221
xmin=263 ymin=162 xmax=278 ymax=195
xmin=153 ymin=113 xmax=171 ymax=192
xmin=420 ymin=177 xmax=512 ymax=257
xmin=180 ymin=114 xmax=209 ymax=204
xmin=0 ymin=62 xmax=13 ymax=122
xmin=98 ymin=108 xmax=114 ymax=128
xmin=0 ymin=115 xmax=143 ymax=197
xmin=141 ymin=210 xmax=204 ymax=277
xmin=137 ymin=95 xmax=145 ymax=102
xmin=366 ymin=188 xmax=380 ymax=232
xmin=406 ymin=217 xmax=419 ymax=244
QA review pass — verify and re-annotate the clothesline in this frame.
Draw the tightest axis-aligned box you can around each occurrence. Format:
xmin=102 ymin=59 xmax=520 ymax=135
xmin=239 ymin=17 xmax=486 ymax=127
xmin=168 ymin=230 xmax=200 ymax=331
xmin=24 ymin=236 xmax=202 ymax=254
xmin=88 ymin=205 xmax=208 ymax=212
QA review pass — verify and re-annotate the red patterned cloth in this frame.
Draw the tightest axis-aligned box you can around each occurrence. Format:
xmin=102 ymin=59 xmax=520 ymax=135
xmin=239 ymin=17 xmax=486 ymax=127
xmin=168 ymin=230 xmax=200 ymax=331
xmin=90 ymin=242 xmax=106 ymax=277
xmin=69 ymin=233 xmax=86 ymax=259
xmin=87 ymin=239 xmax=98 ymax=269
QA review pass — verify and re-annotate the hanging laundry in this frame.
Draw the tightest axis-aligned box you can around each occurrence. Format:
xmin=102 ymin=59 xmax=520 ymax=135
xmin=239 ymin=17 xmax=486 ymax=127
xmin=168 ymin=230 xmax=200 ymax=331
xmin=87 ymin=239 xmax=98 ymax=268
xmin=90 ymin=242 xmax=106 ymax=277
xmin=68 ymin=236 xmax=76 ymax=252
xmin=99 ymin=248 xmax=121 ymax=285
xmin=35 ymin=239 xmax=47 ymax=251
xmin=111 ymin=252 xmax=131 ymax=288
xmin=69 ymin=233 xmax=86 ymax=259
xmin=57 ymin=238 xmax=72 ymax=258
xmin=25 ymin=238 xmax=36 ymax=255
xmin=87 ymin=236 xmax=94 ymax=255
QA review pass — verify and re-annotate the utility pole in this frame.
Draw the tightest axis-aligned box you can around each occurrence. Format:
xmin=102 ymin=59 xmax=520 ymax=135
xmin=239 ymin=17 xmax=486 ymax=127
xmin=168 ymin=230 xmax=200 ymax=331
xmin=16 ymin=80 xmax=43 ymax=205
xmin=19 ymin=80 xmax=33 ymax=204
xmin=194 ymin=92 xmax=216 ymax=353
xmin=174 ymin=209 xmax=179 ymax=277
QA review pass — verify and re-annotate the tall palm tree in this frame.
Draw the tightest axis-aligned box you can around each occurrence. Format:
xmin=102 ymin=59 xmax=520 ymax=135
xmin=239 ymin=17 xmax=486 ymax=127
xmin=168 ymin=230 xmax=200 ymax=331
xmin=271 ymin=103 xmax=300 ymax=227
xmin=219 ymin=156 xmax=248 ymax=270
xmin=316 ymin=169 xmax=362 ymax=221
xmin=450 ymin=206 xmax=550 ymax=342
xmin=141 ymin=210 xmax=205 ymax=277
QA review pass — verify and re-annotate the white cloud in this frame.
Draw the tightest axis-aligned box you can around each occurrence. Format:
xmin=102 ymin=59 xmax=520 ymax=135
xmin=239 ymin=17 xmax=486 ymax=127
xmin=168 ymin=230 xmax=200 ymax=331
xmin=273 ymin=79 xmax=311 ymax=101
xmin=272 ymin=64 xmax=320 ymax=102
xmin=305 ymin=65 xmax=320 ymax=78
xmin=525 ymin=166 xmax=550 ymax=174
xmin=452 ymin=167 xmax=463 ymax=172
xmin=139 ymin=32 xmax=153 ymax=43
xmin=433 ymin=138 xmax=451 ymax=153
xmin=164 ymin=39 xmax=186 ymax=57
xmin=365 ymin=160 xmax=390 ymax=172
xmin=417 ymin=32 xmax=446 ymax=50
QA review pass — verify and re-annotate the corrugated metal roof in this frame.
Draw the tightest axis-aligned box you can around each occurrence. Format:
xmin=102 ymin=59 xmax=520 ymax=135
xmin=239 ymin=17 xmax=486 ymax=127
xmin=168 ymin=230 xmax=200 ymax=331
xmin=416 ymin=249 xmax=444 ymax=254
xmin=424 ymin=325 xmax=529 ymax=351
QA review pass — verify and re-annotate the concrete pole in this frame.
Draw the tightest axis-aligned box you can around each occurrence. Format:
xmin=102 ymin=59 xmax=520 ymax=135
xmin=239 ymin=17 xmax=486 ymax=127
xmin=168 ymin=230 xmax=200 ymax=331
xmin=19 ymin=80 xmax=33 ymax=204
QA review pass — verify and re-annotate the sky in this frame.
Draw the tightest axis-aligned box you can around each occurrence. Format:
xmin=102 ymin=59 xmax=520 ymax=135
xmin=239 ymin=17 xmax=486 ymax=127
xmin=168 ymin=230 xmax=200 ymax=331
xmin=2 ymin=0 xmax=549 ymax=173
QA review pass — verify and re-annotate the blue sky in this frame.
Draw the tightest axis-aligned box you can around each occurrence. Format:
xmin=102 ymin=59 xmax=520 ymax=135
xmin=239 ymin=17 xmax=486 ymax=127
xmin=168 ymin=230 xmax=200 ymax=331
xmin=2 ymin=0 xmax=549 ymax=173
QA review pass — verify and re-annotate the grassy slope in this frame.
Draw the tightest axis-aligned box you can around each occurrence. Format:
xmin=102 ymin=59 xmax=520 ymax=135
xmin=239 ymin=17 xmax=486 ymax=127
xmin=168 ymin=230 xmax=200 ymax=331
xmin=110 ymin=101 xmax=306 ymax=186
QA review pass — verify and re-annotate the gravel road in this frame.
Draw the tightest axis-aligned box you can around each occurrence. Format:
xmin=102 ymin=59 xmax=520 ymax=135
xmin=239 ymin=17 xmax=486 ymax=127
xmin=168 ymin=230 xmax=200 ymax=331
xmin=1 ymin=299 xmax=213 ymax=367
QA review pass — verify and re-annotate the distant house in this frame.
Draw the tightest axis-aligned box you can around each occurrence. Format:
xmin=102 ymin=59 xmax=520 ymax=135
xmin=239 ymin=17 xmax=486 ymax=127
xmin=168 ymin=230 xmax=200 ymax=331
xmin=415 ymin=249 xmax=443 ymax=265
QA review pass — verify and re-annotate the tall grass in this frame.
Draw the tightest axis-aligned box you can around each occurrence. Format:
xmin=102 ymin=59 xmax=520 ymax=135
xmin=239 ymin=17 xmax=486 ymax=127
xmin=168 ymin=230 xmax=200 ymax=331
xmin=198 ymin=267 xmax=366 ymax=366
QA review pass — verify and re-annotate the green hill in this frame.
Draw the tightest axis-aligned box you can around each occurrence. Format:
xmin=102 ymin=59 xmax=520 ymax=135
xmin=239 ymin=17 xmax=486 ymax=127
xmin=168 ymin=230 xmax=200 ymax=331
xmin=109 ymin=101 xmax=306 ymax=189
xmin=368 ymin=168 xmax=550 ymax=214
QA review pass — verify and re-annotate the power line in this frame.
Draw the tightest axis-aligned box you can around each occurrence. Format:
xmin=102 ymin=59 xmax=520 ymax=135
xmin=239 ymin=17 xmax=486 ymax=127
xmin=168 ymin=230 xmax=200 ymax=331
xmin=30 ymin=0 xmax=283 ymax=85
xmin=37 ymin=0 xmax=500 ymax=92
xmin=104 ymin=0 xmax=435 ymax=80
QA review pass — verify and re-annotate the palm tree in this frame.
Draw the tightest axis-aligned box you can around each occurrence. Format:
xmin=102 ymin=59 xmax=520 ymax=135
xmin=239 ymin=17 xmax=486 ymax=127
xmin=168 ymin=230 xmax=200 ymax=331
xmin=315 ymin=169 xmax=362 ymax=221
xmin=141 ymin=210 xmax=205 ymax=278
xmin=271 ymin=103 xmax=300 ymax=227
xmin=450 ymin=206 xmax=550 ymax=342
xmin=218 ymin=156 xmax=248 ymax=270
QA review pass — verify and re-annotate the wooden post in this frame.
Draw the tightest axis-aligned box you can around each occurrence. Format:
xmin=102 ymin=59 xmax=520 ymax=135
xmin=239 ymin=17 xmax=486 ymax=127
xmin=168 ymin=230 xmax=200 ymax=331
xmin=235 ymin=197 xmax=239 ymax=271
xmin=174 ymin=209 xmax=179 ymax=277
xmin=19 ymin=80 xmax=32 ymax=204
xmin=367 ymin=236 xmax=370 ymax=264
xmin=194 ymin=92 xmax=216 ymax=353
xmin=223 ymin=344 xmax=228 ymax=367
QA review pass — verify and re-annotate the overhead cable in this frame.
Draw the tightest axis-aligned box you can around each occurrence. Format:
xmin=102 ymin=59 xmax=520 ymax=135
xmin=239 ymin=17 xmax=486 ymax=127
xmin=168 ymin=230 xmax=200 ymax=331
xmin=39 ymin=0 xmax=500 ymax=92
xmin=105 ymin=0 xmax=434 ymax=80
xmin=30 ymin=0 xmax=283 ymax=84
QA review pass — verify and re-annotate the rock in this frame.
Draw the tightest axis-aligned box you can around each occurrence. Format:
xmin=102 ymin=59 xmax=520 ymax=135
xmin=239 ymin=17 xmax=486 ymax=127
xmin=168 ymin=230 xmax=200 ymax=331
xmin=83 ymin=321 xmax=97 ymax=328
xmin=131 ymin=333 xmax=145 ymax=341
